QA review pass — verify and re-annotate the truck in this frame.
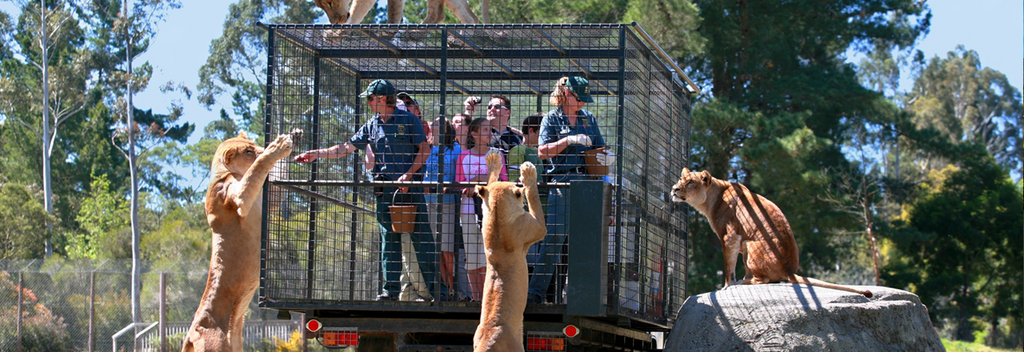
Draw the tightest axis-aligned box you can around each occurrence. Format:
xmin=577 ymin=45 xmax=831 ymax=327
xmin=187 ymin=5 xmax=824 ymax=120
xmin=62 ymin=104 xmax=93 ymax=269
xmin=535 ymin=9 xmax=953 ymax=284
xmin=258 ymin=22 xmax=697 ymax=352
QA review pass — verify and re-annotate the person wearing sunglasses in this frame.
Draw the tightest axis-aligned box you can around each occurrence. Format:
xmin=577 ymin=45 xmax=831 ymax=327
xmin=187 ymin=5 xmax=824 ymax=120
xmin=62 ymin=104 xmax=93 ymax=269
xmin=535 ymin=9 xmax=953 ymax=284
xmin=294 ymin=79 xmax=437 ymax=302
xmin=484 ymin=94 xmax=524 ymax=155
xmin=526 ymin=76 xmax=606 ymax=305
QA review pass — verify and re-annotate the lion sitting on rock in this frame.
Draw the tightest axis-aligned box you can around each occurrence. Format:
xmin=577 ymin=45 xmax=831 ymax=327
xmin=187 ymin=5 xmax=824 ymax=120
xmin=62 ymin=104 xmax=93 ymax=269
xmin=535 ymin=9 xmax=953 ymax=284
xmin=671 ymin=168 xmax=872 ymax=298
xmin=181 ymin=130 xmax=297 ymax=352
xmin=473 ymin=151 xmax=547 ymax=352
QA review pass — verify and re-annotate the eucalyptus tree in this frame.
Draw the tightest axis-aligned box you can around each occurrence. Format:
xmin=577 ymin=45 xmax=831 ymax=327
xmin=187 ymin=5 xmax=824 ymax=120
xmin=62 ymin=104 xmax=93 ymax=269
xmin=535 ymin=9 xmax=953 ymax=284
xmin=906 ymin=45 xmax=1023 ymax=179
xmin=197 ymin=0 xmax=318 ymax=134
xmin=1 ymin=0 xmax=90 ymax=256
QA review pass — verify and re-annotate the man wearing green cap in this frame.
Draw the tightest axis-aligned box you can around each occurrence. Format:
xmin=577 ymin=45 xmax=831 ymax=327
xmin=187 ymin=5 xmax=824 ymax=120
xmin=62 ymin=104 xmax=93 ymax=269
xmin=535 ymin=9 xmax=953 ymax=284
xmin=527 ymin=76 xmax=606 ymax=304
xmin=295 ymin=79 xmax=438 ymax=301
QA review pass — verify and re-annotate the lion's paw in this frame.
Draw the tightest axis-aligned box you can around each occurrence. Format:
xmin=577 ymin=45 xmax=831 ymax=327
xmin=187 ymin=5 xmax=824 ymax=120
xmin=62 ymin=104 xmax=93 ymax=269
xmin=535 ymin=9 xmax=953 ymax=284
xmin=266 ymin=134 xmax=293 ymax=159
xmin=520 ymin=162 xmax=537 ymax=186
xmin=485 ymin=149 xmax=502 ymax=173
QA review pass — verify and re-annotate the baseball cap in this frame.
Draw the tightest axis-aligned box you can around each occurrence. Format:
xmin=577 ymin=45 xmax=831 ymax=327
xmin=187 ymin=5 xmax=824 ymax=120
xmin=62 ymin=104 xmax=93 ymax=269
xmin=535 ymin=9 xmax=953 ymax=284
xmin=565 ymin=76 xmax=594 ymax=103
xmin=359 ymin=79 xmax=396 ymax=98
xmin=396 ymin=92 xmax=417 ymax=105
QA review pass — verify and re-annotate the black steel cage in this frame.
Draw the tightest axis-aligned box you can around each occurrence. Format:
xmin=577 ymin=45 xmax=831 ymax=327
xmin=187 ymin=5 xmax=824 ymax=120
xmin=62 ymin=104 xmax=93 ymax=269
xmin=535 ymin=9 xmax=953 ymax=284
xmin=260 ymin=23 xmax=693 ymax=329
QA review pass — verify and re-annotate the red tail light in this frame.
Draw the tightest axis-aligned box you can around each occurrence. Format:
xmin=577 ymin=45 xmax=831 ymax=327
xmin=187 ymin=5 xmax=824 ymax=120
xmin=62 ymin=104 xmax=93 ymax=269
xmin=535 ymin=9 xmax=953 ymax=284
xmin=321 ymin=328 xmax=358 ymax=347
xmin=526 ymin=336 xmax=565 ymax=351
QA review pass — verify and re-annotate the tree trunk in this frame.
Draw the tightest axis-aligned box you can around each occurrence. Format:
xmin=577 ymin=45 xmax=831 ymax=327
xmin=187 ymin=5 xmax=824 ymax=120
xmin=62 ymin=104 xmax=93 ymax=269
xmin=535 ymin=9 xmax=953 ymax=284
xmin=124 ymin=0 xmax=142 ymax=341
xmin=40 ymin=0 xmax=54 ymax=258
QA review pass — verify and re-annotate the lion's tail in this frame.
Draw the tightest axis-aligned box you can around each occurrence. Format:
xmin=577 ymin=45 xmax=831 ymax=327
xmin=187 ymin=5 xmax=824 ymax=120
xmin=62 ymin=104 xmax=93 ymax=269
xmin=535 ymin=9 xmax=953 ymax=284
xmin=788 ymin=274 xmax=873 ymax=298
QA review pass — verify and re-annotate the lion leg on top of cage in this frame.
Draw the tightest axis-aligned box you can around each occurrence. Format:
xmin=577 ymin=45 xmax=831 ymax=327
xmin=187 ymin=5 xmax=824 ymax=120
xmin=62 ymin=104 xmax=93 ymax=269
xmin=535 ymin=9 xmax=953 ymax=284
xmin=439 ymin=0 xmax=480 ymax=24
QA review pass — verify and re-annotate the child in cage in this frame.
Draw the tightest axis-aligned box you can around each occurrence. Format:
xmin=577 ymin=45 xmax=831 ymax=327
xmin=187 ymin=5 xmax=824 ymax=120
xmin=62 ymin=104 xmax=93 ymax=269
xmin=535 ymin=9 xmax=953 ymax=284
xmin=425 ymin=117 xmax=463 ymax=301
xmin=456 ymin=117 xmax=508 ymax=301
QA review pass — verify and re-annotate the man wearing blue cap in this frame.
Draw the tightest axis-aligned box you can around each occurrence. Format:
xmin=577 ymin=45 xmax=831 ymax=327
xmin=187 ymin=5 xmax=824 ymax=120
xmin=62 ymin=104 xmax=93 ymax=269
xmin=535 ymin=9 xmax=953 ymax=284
xmin=295 ymin=79 xmax=438 ymax=301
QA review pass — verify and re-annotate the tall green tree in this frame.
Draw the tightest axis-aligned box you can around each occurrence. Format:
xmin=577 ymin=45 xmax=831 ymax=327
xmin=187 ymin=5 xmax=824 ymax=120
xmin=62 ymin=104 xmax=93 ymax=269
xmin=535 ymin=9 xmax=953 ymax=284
xmin=681 ymin=0 xmax=930 ymax=275
xmin=197 ymin=0 xmax=318 ymax=134
xmin=2 ymin=0 xmax=91 ymax=256
xmin=883 ymin=145 xmax=1023 ymax=342
xmin=906 ymin=45 xmax=1023 ymax=179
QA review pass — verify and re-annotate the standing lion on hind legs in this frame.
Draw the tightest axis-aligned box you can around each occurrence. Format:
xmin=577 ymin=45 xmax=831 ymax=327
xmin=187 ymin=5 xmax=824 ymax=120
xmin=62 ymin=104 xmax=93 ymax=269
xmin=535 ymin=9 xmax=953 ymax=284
xmin=671 ymin=168 xmax=872 ymax=298
xmin=181 ymin=129 xmax=301 ymax=352
xmin=473 ymin=150 xmax=546 ymax=352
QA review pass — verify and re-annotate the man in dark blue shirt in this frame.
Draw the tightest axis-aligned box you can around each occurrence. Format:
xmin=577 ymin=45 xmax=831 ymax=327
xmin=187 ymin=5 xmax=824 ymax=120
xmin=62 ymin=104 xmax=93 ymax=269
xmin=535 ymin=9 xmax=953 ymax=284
xmin=295 ymin=79 xmax=437 ymax=301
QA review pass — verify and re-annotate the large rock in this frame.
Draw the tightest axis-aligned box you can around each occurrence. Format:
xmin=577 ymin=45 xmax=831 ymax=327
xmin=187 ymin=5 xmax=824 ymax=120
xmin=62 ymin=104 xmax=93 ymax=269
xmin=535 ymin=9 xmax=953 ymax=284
xmin=664 ymin=284 xmax=944 ymax=351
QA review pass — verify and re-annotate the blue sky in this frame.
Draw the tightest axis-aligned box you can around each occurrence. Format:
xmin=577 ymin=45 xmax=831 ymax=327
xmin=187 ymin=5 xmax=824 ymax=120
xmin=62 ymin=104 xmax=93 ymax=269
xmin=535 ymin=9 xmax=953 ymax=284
xmin=2 ymin=0 xmax=1022 ymax=187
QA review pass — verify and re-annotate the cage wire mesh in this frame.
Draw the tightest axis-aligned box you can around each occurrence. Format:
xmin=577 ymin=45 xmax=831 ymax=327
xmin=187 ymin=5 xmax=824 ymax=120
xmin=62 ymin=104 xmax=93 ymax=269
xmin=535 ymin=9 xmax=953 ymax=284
xmin=262 ymin=23 xmax=691 ymax=328
xmin=0 ymin=259 xmax=297 ymax=352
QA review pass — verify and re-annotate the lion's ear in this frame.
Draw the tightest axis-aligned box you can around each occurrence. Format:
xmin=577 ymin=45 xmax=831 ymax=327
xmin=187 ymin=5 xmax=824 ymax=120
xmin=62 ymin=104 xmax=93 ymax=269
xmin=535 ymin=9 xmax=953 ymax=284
xmin=237 ymin=131 xmax=248 ymax=139
xmin=222 ymin=149 xmax=237 ymax=165
xmin=681 ymin=167 xmax=690 ymax=177
xmin=475 ymin=185 xmax=487 ymax=198
xmin=700 ymin=170 xmax=711 ymax=184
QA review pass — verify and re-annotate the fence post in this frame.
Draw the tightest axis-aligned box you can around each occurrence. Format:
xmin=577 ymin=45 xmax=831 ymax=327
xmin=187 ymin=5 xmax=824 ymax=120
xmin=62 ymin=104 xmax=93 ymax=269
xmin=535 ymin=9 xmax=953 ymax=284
xmin=301 ymin=312 xmax=307 ymax=352
xmin=159 ymin=271 xmax=167 ymax=352
xmin=89 ymin=270 xmax=95 ymax=352
xmin=16 ymin=271 xmax=23 ymax=352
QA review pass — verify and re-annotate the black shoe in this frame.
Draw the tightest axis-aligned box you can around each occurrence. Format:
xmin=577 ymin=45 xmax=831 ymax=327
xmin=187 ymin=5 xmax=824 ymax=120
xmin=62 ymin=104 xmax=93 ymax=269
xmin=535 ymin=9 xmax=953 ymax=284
xmin=375 ymin=293 xmax=397 ymax=301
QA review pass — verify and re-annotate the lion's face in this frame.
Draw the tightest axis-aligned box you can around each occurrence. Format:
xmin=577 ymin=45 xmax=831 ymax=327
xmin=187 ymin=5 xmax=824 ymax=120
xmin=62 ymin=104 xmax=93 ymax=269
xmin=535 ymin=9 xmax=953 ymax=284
xmin=476 ymin=182 xmax=527 ymax=214
xmin=214 ymin=132 xmax=264 ymax=175
xmin=671 ymin=168 xmax=712 ymax=204
xmin=316 ymin=0 xmax=352 ymax=24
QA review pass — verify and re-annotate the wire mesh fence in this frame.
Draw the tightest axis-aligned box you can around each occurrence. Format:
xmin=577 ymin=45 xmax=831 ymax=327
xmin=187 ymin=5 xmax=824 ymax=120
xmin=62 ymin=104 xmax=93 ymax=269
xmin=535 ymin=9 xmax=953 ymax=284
xmin=0 ymin=259 xmax=299 ymax=352
xmin=262 ymin=23 xmax=691 ymax=328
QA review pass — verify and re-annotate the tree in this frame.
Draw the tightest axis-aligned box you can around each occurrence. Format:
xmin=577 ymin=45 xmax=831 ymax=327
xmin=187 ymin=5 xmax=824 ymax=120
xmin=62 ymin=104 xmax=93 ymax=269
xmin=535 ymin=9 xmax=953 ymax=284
xmin=69 ymin=173 xmax=131 ymax=259
xmin=883 ymin=145 xmax=1023 ymax=342
xmin=679 ymin=0 xmax=930 ymax=275
xmin=0 ymin=181 xmax=54 ymax=259
xmin=3 ymin=0 xmax=91 ymax=256
xmin=906 ymin=45 xmax=1023 ymax=179
xmin=197 ymin=0 xmax=318 ymax=134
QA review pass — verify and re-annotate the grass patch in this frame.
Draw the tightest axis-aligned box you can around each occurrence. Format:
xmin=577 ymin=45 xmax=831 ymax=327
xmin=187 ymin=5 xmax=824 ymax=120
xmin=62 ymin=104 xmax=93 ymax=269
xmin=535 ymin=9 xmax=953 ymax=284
xmin=942 ymin=339 xmax=1020 ymax=352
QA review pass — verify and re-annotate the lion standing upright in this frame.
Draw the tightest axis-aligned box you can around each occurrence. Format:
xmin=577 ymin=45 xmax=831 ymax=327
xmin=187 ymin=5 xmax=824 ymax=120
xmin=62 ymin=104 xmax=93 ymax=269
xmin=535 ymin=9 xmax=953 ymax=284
xmin=473 ymin=151 xmax=547 ymax=352
xmin=671 ymin=168 xmax=872 ymax=298
xmin=181 ymin=131 xmax=296 ymax=352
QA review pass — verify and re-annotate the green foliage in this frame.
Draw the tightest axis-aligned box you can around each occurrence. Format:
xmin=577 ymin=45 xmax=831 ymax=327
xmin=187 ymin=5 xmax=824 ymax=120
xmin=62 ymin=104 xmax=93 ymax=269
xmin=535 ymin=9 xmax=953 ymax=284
xmin=906 ymin=46 xmax=1023 ymax=177
xmin=621 ymin=0 xmax=704 ymax=61
xmin=72 ymin=173 xmax=130 ymax=259
xmin=0 ymin=271 xmax=73 ymax=352
xmin=883 ymin=148 xmax=1023 ymax=342
xmin=141 ymin=202 xmax=210 ymax=262
xmin=197 ymin=0 xmax=319 ymax=135
xmin=0 ymin=182 xmax=54 ymax=259
xmin=487 ymin=0 xmax=630 ymax=24
xmin=942 ymin=338 xmax=1021 ymax=352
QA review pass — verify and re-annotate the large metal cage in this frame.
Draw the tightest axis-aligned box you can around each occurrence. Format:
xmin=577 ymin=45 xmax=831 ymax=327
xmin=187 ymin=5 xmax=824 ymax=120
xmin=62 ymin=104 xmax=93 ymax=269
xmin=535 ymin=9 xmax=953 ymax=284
xmin=260 ymin=23 xmax=693 ymax=329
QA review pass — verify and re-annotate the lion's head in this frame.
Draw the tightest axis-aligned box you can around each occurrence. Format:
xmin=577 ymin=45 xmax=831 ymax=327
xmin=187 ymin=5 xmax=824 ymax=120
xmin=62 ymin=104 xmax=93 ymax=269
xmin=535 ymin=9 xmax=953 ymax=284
xmin=475 ymin=150 xmax=528 ymax=215
xmin=315 ymin=0 xmax=352 ymax=24
xmin=211 ymin=132 xmax=264 ymax=180
xmin=671 ymin=168 xmax=713 ymax=204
